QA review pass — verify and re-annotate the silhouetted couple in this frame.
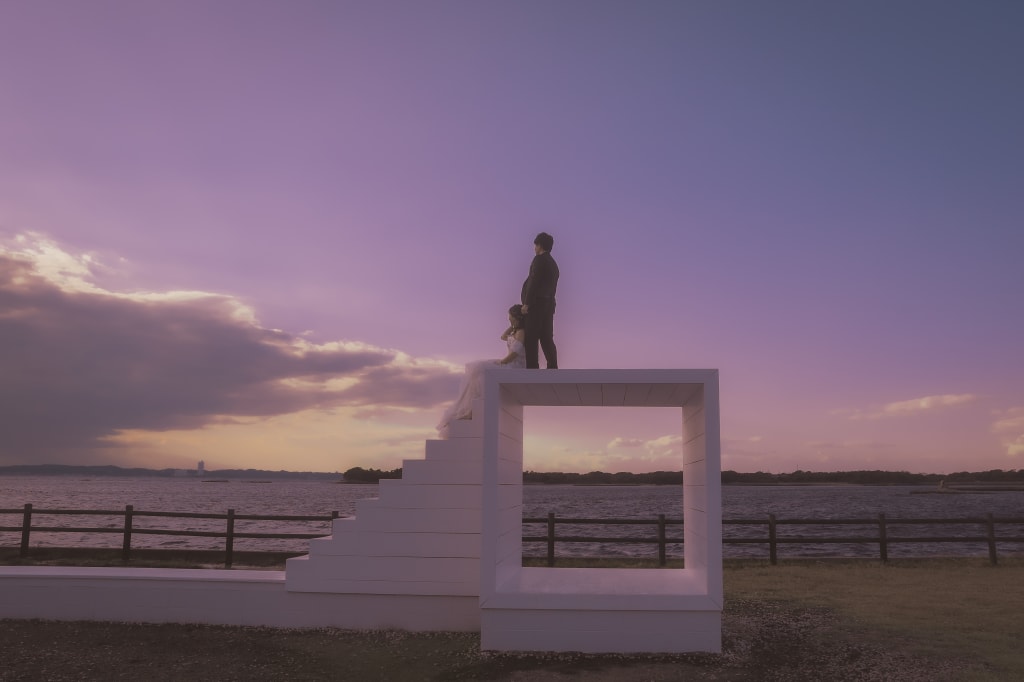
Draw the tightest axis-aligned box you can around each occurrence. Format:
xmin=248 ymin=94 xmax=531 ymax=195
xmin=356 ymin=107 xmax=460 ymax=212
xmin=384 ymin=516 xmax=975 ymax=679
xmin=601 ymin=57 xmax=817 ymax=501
xmin=436 ymin=233 xmax=559 ymax=435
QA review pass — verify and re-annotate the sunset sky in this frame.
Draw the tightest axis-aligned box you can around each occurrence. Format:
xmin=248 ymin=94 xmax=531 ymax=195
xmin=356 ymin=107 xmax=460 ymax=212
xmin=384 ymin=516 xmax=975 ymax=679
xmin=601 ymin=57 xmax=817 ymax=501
xmin=2 ymin=1 xmax=1022 ymax=475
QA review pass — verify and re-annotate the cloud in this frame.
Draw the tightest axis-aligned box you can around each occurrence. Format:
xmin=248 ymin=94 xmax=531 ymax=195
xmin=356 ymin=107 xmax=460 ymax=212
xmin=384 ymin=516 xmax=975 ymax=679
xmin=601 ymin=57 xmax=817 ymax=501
xmin=991 ymin=407 xmax=1024 ymax=458
xmin=643 ymin=434 xmax=682 ymax=458
xmin=803 ymin=440 xmax=892 ymax=450
xmin=606 ymin=435 xmax=681 ymax=456
xmin=991 ymin=407 xmax=1024 ymax=434
xmin=834 ymin=393 xmax=978 ymax=421
xmin=527 ymin=433 xmax=685 ymax=474
xmin=607 ymin=437 xmax=644 ymax=449
xmin=0 ymin=234 xmax=458 ymax=464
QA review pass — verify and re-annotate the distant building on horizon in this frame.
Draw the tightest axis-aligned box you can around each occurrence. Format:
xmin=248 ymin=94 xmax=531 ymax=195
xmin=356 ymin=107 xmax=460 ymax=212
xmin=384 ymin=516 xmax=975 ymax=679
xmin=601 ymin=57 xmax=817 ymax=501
xmin=197 ymin=460 xmax=205 ymax=476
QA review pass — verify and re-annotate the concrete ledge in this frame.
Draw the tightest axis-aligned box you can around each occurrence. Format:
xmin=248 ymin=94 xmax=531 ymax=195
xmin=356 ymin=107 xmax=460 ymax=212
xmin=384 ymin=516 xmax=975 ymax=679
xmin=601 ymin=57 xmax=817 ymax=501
xmin=342 ymin=507 xmax=482 ymax=534
xmin=0 ymin=565 xmax=283 ymax=582
xmin=0 ymin=566 xmax=479 ymax=630
xmin=484 ymin=567 xmax=719 ymax=611
xmin=481 ymin=609 xmax=721 ymax=653
xmin=307 ymin=530 xmax=480 ymax=557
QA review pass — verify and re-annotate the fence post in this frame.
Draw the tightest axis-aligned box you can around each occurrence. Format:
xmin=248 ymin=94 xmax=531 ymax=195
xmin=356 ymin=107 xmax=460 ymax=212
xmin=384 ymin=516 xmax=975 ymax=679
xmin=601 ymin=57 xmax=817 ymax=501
xmin=546 ymin=512 xmax=556 ymax=567
xmin=225 ymin=508 xmax=235 ymax=568
xmin=768 ymin=513 xmax=777 ymax=565
xmin=122 ymin=504 xmax=134 ymax=562
xmin=657 ymin=514 xmax=667 ymax=566
xmin=20 ymin=503 xmax=32 ymax=557
xmin=985 ymin=513 xmax=998 ymax=566
xmin=878 ymin=513 xmax=888 ymax=563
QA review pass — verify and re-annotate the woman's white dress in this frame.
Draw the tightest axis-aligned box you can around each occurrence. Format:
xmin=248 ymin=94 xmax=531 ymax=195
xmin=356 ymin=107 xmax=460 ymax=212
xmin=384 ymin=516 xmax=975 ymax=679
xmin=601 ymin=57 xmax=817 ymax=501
xmin=437 ymin=335 xmax=526 ymax=435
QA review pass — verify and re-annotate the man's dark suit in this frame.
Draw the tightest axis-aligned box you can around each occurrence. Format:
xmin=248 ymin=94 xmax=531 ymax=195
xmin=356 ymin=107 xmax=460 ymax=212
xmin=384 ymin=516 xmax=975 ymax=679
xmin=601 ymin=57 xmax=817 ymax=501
xmin=521 ymin=250 xmax=559 ymax=369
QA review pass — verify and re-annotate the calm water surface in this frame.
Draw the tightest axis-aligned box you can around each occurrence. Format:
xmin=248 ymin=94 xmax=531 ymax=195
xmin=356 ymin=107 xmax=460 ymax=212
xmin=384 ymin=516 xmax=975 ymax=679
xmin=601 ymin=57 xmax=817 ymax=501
xmin=2 ymin=477 xmax=1022 ymax=559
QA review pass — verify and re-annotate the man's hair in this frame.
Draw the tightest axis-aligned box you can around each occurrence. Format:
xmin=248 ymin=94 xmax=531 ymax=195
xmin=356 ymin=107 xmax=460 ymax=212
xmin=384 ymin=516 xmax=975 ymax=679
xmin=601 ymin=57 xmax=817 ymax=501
xmin=534 ymin=232 xmax=554 ymax=252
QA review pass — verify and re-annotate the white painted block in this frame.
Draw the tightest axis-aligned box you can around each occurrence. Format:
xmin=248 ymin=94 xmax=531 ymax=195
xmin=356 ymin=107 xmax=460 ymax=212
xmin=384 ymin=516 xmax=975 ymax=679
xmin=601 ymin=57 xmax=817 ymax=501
xmin=285 ymin=554 xmax=479 ymax=594
xmin=684 ymin=483 xmax=708 ymax=512
xmin=685 ymin=456 xmax=707 ymax=481
xmin=495 ymin=543 xmax=520 ymax=568
xmin=575 ymin=382 xmax=604 ymax=405
xmin=425 ymin=438 xmax=483 ymax=461
xmin=499 ymin=391 xmax=525 ymax=425
xmin=495 ymin=483 xmax=522 ymax=512
xmin=551 ymin=382 xmax=582 ymax=405
xmin=286 ymin=554 xmax=478 ymax=583
xmin=496 ymin=526 xmax=522 ymax=559
xmin=489 ymin=567 xmax=711 ymax=605
xmin=340 ymin=506 xmax=482 ymax=534
xmin=307 ymin=531 xmax=480 ymax=558
xmin=484 ymin=607 xmax=719 ymax=629
xmin=683 ymin=434 xmax=706 ymax=463
xmin=353 ymin=497 xmax=381 ymax=516
xmin=684 ymin=403 xmax=706 ymax=429
xmin=401 ymin=458 xmax=483 ymax=484
xmin=496 ymin=457 xmax=521 ymax=482
xmin=0 ymin=567 xmax=481 ymax=630
xmin=446 ymin=417 xmax=483 ymax=438
xmin=600 ymin=383 xmax=627 ymax=405
xmin=377 ymin=481 xmax=482 ymax=509
xmin=497 ymin=433 xmax=523 ymax=464
xmin=287 ymin=573 xmax=480 ymax=597
xmin=481 ymin=609 xmax=721 ymax=653
xmin=498 ymin=505 xmax=523 ymax=532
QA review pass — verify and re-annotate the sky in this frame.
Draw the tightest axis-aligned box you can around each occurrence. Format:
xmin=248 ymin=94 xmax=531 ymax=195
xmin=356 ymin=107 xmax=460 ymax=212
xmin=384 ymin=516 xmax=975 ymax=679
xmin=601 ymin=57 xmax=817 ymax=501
xmin=1 ymin=1 xmax=1022 ymax=476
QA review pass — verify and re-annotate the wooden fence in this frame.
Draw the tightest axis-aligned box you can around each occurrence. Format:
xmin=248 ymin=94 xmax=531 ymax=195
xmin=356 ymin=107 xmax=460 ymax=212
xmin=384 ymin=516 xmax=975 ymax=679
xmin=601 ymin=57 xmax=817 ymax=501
xmin=523 ymin=512 xmax=1024 ymax=566
xmin=4 ymin=505 xmax=1024 ymax=568
xmin=1 ymin=504 xmax=338 ymax=568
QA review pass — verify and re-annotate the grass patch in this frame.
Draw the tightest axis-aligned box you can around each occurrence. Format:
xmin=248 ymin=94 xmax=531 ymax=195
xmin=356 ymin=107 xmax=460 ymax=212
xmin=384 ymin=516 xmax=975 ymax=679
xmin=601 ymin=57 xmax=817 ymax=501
xmin=725 ymin=557 xmax=1024 ymax=680
xmin=3 ymin=550 xmax=1020 ymax=679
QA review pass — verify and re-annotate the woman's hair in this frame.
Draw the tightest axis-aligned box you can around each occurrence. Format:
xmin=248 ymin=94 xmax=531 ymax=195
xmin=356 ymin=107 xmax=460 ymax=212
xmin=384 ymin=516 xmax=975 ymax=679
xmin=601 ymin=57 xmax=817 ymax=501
xmin=508 ymin=304 xmax=525 ymax=326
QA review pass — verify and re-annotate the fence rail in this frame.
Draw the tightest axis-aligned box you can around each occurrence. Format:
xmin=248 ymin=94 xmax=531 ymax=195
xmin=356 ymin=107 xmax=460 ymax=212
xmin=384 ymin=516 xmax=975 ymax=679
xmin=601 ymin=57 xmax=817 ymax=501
xmin=5 ymin=505 xmax=1024 ymax=568
xmin=0 ymin=504 xmax=338 ymax=568
xmin=523 ymin=512 xmax=1024 ymax=566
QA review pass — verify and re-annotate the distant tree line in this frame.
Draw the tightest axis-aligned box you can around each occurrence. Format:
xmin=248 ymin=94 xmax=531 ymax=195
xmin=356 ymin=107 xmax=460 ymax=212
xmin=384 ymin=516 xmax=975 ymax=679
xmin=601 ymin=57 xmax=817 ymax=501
xmin=341 ymin=467 xmax=403 ymax=483
xmin=6 ymin=464 xmax=1022 ymax=486
xmin=0 ymin=464 xmax=340 ymax=481
xmin=721 ymin=469 xmax=1024 ymax=485
xmin=523 ymin=470 xmax=683 ymax=485
xmin=522 ymin=469 xmax=1024 ymax=486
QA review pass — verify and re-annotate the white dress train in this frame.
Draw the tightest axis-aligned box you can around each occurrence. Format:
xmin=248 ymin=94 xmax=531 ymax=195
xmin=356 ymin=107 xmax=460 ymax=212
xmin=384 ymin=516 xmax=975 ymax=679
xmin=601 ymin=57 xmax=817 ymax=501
xmin=437 ymin=335 xmax=526 ymax=436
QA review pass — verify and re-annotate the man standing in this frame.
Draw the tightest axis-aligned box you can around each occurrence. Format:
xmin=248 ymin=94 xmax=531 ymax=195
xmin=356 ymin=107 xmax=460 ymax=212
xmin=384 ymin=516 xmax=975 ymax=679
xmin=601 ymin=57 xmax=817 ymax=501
xmin=521 ymin=232 xmax=559 ymax=369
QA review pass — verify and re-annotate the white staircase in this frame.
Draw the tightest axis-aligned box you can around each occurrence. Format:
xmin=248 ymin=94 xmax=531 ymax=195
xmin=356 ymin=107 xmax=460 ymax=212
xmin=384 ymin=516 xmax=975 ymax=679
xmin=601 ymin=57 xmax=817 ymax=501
xmin=286 ymin=399 xmax=486 ymax=601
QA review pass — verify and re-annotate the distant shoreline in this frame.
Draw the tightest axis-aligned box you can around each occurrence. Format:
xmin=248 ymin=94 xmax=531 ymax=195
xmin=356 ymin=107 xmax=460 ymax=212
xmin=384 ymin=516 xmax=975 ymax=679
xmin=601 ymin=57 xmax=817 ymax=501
xmin=0 ymin=464 xmax=341 ymax=481
xmin=4 ymin=464 xmax=1023 ymax=489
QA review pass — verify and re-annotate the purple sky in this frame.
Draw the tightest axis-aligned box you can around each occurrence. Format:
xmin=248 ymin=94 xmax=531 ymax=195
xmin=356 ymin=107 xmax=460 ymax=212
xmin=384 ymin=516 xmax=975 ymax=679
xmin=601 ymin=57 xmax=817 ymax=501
xmin=2 ymin=1 xmax=1022 ymax=474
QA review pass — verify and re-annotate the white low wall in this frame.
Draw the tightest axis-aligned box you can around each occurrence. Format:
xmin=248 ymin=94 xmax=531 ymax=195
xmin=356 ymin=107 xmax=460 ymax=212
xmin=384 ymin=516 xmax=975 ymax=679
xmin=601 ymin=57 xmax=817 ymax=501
xmin=0 ymin=566 xmax=479 ymax=630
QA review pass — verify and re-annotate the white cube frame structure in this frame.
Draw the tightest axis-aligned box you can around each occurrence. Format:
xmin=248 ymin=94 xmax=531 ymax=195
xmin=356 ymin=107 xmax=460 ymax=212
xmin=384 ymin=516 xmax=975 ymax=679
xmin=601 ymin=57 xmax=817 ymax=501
xmin=479 ymin=369 xmax=722 ymax=653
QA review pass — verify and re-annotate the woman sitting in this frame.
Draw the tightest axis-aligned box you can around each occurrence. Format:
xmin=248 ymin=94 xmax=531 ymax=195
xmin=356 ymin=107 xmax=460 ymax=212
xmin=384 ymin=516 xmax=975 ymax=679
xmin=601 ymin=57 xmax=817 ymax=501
xmin=437 ymin=304 xmax=526 ymax=436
